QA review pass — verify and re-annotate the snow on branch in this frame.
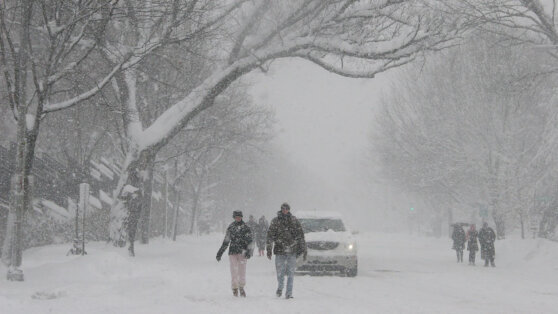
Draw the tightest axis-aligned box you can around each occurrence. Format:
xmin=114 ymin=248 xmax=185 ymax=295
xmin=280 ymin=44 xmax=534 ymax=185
xmin=134 ymin=0 xmax=463 ymax=153
xmin=296 ymin=51 xmax=416 ymax=78
xmin=42 ymin=57 xmax=129 ymax=113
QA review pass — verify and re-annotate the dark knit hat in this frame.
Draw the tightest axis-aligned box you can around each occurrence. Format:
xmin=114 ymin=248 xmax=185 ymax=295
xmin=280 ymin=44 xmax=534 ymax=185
xmin=232 ymin=210 xmax=243 ymax=218
xmin=280 ymin=203 xmax=290 ymax=211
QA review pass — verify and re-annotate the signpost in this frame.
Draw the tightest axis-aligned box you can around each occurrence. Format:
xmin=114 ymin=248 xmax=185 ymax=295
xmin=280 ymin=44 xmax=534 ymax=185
xmin=67 ymin=183 xmax=89 ymax=256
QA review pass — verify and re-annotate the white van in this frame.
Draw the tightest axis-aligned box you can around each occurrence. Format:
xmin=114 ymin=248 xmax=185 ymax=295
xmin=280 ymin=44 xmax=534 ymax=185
xmin=295 ymin=211 xmax=358 ymax=277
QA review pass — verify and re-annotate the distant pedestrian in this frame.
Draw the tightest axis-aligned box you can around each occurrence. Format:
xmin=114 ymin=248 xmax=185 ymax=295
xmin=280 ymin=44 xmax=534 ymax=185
xmin=247 ymin=215 xmax=258 ymax=245
xmin=257 ymin=215 xmax=269 ymax=256
xmin=479 ymin=222 xmax=496 ymax=267
xmin=266 ymin=203 xmax=307 ymax=299
xmin=216 ymin=211 xmax=254 ymax=297
xmin=466 ymin=224 xmax=479 ymax=266
xmin=451 ymin=224 xmax=466 ymax=263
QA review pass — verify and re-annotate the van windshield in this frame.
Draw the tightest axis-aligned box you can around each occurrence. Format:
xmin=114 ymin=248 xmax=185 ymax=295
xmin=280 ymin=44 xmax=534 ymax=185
xmin=299 ymin=218 xmax=346 ymax=233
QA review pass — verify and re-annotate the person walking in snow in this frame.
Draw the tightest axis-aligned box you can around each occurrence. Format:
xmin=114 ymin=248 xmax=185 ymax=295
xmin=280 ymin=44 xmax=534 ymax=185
xmin=257 ymin=215 xmax=268 ymax=256
xmin=451 ymin=224 xmax=466 ymax=263
xmin=247 ymin=215 xmax=258 ymax=246
xmin=216 ymin=210 xmax=254 ymax=297
xmin=466 ymin=224 xmax=479 ymax=265
xmin=479 ymin=222 xmax=496 ymax=267
xmin=266 ymin=203 xmax=307 ymax=299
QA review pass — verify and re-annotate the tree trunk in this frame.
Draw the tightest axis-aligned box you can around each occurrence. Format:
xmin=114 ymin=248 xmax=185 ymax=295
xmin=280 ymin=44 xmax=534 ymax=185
xmin=2 ymin=109 xmax=39 ymax=281
xmin=138 ymin=156 xmax=155 ymax=244
xmin=125 ymin=165 xmax=143 ymax=256
xmin=189 ymin=180 xmax=203 ymax=235
xmin=172 ymin=193 xmax=180 ymax=241
xmin=109 ymin=150 xmax=153 ymax=255
xmin=189 ymin=194 xmax=198 ymax=235
xmin=163 ymin=171 xmax=168 ymax=238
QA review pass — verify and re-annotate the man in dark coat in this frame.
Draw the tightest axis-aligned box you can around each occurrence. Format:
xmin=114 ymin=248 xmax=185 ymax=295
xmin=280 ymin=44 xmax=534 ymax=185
xmin=216 ymin=210 xmax=253 ymax=297
xmin=466 ymin=224 xmax=479 ymax=266
xmin=451 ymin=224 xmax=466 ymax=263
xmin=479 ymin=222 xmax=496 ymax=267
xmin=266 ymin=203 xmax=306 ymax=299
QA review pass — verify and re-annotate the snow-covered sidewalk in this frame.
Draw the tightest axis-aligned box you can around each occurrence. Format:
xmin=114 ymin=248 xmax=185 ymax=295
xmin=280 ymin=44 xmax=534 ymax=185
xmin=1 ymin=232 xmax=557 ymax=314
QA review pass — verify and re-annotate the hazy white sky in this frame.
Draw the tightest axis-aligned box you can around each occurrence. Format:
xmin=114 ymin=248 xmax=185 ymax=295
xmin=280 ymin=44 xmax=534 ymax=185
xmin=249 ymin=59 xmax=387 ymax=185
xmin=248 ymin=59 xmax=394 ymax=229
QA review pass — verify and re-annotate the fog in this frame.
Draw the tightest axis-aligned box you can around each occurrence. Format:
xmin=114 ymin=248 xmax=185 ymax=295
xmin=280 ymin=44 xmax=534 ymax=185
xmin=248 ymin=59 xmax=402 ymax=232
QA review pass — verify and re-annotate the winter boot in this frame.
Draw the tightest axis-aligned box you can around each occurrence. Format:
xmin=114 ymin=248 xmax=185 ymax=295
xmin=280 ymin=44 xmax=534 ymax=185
xmin=239 ymin=287 xmax=246 ymax=297
xmin=232 ymin=288 xmax=239 ymax=297
xmin=276 ymin=289 xmax=282 ymax=297
xmin=285 ymin=294 xmax=293 ymax=299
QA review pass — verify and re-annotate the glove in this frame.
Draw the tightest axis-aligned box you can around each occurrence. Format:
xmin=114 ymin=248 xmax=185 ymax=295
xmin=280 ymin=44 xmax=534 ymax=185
xmin=244 ymin=251 xmax=251 ymax=259
xmin=267 ymin=251 xmax=272 ymax=260
xmin=216 ymin=254 xmax=221 ymax=262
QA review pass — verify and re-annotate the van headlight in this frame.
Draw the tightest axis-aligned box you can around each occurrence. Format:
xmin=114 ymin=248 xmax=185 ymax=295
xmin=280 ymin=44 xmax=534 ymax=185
xmin=347 ymin=243 xmax=354 ymax=250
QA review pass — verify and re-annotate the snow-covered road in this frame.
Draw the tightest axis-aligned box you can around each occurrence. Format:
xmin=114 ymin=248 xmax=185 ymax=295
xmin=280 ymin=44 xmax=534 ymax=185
xmin=1 ymin=232 xmax=557 ymax=314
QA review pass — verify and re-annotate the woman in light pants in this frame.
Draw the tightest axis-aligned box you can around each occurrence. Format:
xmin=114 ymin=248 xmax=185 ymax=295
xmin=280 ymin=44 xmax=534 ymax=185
xmin=229 ymin=254 xmax=247 ymax=291
xmin=216 ymin=210 xmax=253 ymax=297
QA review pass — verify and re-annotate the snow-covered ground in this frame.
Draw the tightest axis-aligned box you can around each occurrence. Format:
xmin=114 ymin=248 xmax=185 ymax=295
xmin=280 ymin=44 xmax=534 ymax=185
xmin=1 ymin=232 xmax=557 ymax=314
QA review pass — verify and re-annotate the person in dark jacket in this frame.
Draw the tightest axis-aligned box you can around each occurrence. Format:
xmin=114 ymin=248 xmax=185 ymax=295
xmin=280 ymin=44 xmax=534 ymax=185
xmin=466 ymin=224 xmax=479 ymax=266
xmin=479 ymin=222 xmax=496 ymax=267
xmin=451 ymin=224 xmax=466 ymax=263
xmin=257 ymin=215 xmax=269 ymax=256
xmin=216 ymin=211 xmax=254 ymax=297
xmin=266 ymin=203 xmax=306 ymax=299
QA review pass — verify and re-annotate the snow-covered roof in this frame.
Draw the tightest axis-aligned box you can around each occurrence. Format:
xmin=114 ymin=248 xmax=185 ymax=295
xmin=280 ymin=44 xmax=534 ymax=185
xmin=41 ymin=199 xmax=71 ymax=221
xmin=90 ymin=168 xmax=101 ymax=181
xmin=89 ymin=195 xmax=102 ymax=210
xmin=296 ymin=211 xmax=343 ymax=219
xmin=97 ymin=163 xmax=114 ymax=180
xmin=99 ymin=190 xmax=113 ymax=205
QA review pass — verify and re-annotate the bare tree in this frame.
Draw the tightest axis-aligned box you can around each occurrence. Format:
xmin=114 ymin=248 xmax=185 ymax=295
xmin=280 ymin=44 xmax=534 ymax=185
xmin=0 ymin=0 xmax=124 ymax=281
xmin=372 ymin=36 xmax=556 ymax=238
xmin=107 ymin=0 xmax=466 ymax=253
xmin=158 ymin=85 xmax=273 ymax=237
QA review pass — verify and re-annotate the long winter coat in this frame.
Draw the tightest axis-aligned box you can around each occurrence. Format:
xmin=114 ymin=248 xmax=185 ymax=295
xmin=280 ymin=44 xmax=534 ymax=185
xmin=266 ymin=211 xmax=306 ymax=256
xmin=479 ymin=226 xmax=496 ymax=259
xmin=452 ymin=226 xmax=466 ymax=250
xmin=467 ymin=229 xmax=479 ymax=252
xmin=216 ymin=220 xmax=253 ymax=258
